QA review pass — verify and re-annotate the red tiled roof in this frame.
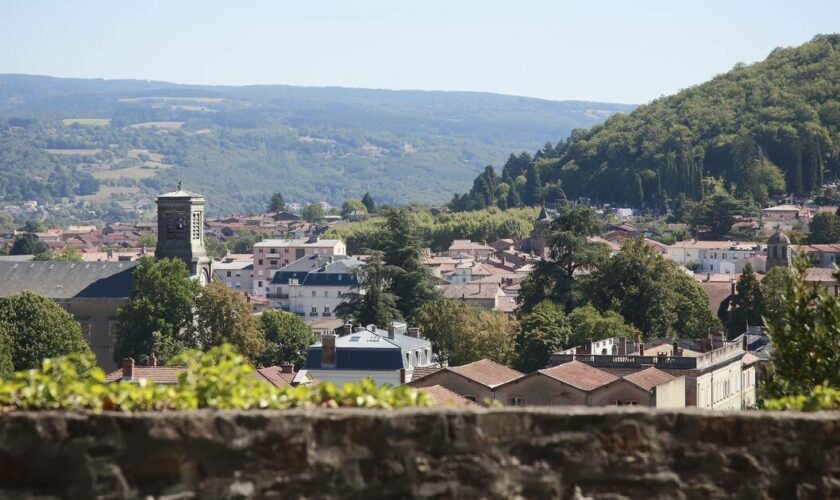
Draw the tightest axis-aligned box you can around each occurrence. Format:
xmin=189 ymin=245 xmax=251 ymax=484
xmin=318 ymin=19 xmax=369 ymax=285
xmin=254 ymin=366 xmax=297 ymax=387
xmin=422 ymin=385 xmax=480 ymax=407
xmin=539 ymin=361 xmax=618 ymax=391
xmin=742 ymin=353 xmax=762 ymax=367
xmin=622 ymin=367 xmax=675 ymax=391
xmin=105 ymin=366 xmax=185 ymax=384
xmin=411 ymin=366 xmax=441 ymax=380
xmin=448 ymin=359 xmax=523 ymax=388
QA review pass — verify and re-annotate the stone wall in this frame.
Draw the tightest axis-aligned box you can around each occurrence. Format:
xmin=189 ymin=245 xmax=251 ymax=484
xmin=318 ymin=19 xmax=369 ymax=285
xmin=0 ymin=408 xmax=838 ymax=499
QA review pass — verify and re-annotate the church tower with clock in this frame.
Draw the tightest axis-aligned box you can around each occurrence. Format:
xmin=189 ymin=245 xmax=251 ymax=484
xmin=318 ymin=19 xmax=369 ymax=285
xmin=155 ymin=182 xmax=212 ymax=285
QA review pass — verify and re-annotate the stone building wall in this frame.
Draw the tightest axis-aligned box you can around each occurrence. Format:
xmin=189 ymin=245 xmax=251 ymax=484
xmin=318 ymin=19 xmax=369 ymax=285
xmin=0 ymin=408 xmax=837 ymax=499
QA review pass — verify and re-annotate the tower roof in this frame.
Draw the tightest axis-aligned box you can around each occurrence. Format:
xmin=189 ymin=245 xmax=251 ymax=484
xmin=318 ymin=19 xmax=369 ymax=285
xmin=158 ymin=181 xmax=204 ymax=199
xmin=767 ymin=231 xmax=791 ymax=245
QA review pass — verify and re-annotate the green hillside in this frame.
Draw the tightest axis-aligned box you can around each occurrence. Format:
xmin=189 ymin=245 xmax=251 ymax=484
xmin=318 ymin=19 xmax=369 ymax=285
xmin=453 ymin=34 xmax=840 ymax=211
xmin=0 ymin=75 xmax=632 ymax=217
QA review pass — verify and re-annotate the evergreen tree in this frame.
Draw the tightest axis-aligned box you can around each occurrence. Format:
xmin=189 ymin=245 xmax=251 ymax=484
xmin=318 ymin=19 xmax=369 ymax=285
xmin=361 ymin=192 xmax=377 ymax=213
xmin=506 ymin=181 xmax=522 ymax=208
xmin=515 ymin=301 xmax=570 ymax=372
xmin=335 ymin=252 xmax=402 ymax=327
xmin=268 ymin=191 xmax=286 ymax=212
xmin=808 ymin=212 xmax=839 ymax=244
xmin=727 ymin=263 xmax=765 ymax=337
xmin=523 ymin=163 xmax=543 ymax=206
xmin=381 ymin=209 xmax=439 ymax=320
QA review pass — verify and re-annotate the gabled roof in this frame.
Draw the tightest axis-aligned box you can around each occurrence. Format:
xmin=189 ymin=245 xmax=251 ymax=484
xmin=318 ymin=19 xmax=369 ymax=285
xmin=422 ymin=385 xmax=481 ymax=407
xmin=255 ymin=366 xmax=313 ymax=387
xmin=105 ymin=366 xmax=185 ymax=384
xmin=622 ymin=367 xmax=676 ymax=391
xmin=538 ymin=361 xmax=619 ymax=391
xmin=0 ymin=261 xmax=137 ymax=299
xmin=447 ymin=359 xmax=523 ymax=388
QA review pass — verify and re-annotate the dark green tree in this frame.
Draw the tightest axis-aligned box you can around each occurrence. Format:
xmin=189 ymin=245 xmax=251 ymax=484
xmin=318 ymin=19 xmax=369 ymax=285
xmin=114 ymin=257 xmax=201 ymax=364
xmin=567 ymin=305 xmax=636 ymax=349
xmin=0 ymin=291 xmax=90 ymax=371
xmin=0 ymin=330 xmax=12 ymax=379
xmin=518 ymin=205 xmax=608 ymax=313
xmin=10 ymin=233 xmax=48 ymax=256
xmin=523 ymin=163 xmax=543 ymax=206
xmin=189 ymin=282 xmax=265 ymax=363
xmin=268 ymin=191 xmax=285 ymax=212
xmin=381 ymin=209 xmax=439 ymax=320
xmin=302 ymin=203 xmax=324 ymax=222
xmin=727 ymin=263 xmax=765 ymax=336
xmin=335 ymin=252 xmax=402 ymax=327
xmin=808 ymin=212 xmax=839 ymax=244
xmin=515 ymin=300 xmax=570 ymax=372
xmin=761 ymin=266 xmax=795 ymax=334
xmin=361 ymin=192 xmax=377 ymax=213
xmin=258 ymin=309 xmax=315 ymax=369
xmin=691 ymin=192 xmax=741 ymax=237
xmin=506 ymin=181 xmax=522 ymax=208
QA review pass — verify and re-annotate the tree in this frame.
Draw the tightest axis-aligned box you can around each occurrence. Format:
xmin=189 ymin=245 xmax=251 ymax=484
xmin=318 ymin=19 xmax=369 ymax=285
xmin=808 ymin=212 xmax=839 ymax=244
xmin=414 ymin=299 xmax=517 ymax=366
xmin=231 ymin=234 xmax=257 ymax=254
xmin=258 ymin=310 xmax=315 ymax=369
xmin=361 ymin=192 xmax=377 ymax=213
xmin=518 ymin=205 xmax=608 ymax=313
xmin=114 ymin=257 xmax=201 ymax=364
xmin=189 ymin=282 xmax=265 ymax=363
xmin=205 ymin=236 xmax=228 ymax=259
xmin=523 ymin=163 xmax=542 ymax=206
xmin=10 ymin=233 xmax=47 ymax=255
xmin=0 ymin=330 xmax=12 ymax=379
xmin=727 ymin=263 xmax=764 ymax=336
xmin=335 ymin=252 xmax=402 ymax=327
xmin=515 ymin=301 xmax=570 ymax=372
xmin=0 ymin=291 xmax=90 ymax=371
xmin=583 ymin=238 xmax=720 ymax=339
xmin=765 ymin=257 xmax=840 ymax=398
xmin=761 ymin=265 xmax=794 ymax=333
xmin=690 ymin=192 xmax=741 ymax=237
xmin=567 ymin=305 xmax=636 ymax=350
xmin=268 ymin=191 xmax=286 ymax=212
xmin=381 ymin=209 xmax=439 ymax=320
xmin=302 ymin=203 xmax=324 ymax=222
xmin=341 ymin=199 xmax=367 ymax=218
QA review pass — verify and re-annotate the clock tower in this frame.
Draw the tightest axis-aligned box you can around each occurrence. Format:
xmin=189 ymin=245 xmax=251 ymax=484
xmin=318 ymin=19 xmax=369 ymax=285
xmin=155 ymin=182 xmax=212 ymax=285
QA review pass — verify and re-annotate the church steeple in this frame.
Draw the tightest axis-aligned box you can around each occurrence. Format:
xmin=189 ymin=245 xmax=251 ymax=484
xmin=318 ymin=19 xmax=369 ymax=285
xmin=155 ymin=184 xmax=212 ymax=285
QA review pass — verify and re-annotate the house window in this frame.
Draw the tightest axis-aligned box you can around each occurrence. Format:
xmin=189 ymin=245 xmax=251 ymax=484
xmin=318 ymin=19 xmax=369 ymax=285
xmin=258 ymin=281 xmax=263 ymax=287
xmin=258 ymin=259 xmax=263 ymax=265
xmin=311 ymin=306 xmax=317 ymax=313
xmin=508 ymin=397 xmax=523 ymax=406
xmin=226 ymin=271 xmax=232 ymax=277
xmin=284 ymin=248 xmax=289 ymax=253
xmin=324 ymin=306 xmax=330 ymax=313
xmin=270 ymin=249 xmax=276 ymax=254
xmin=270 ymin=260 xmax=277 ymax=266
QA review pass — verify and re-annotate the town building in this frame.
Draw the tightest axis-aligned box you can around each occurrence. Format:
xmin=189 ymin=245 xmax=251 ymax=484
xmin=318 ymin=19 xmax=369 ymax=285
xmin=266 ymin=254 xmax=363 ymax=319
xmin=252 ymin=235 xmax=346 ymax=296
xmin=408 ymin=359 xmax=524 ymax=406
xmin=447 ymin=240 xmax=495 ymax=260
xmin=213 ymin=257 xmax=254 ymax=294
xmin=106 ymin=357 xmax=315 ymax=387
xmin=666 ymin=240 xmax=764 ymax=274
xmin=304 ymin=324 xmax=434 ymax=385
xmin=761 ymin=204 xmax=810 ymax=232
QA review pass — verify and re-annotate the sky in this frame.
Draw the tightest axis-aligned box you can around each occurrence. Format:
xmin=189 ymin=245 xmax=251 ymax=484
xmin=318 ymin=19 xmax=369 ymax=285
xmin=0 ymin=1 xmax=838 ymax=104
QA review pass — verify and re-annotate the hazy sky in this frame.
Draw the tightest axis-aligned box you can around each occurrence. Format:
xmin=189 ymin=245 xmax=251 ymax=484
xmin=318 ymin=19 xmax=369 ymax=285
xmin=1 ymin=1 xmax=837 ymax=104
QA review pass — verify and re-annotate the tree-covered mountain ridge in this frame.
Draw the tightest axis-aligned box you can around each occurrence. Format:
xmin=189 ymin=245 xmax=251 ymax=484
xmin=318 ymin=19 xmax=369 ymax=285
xmin=0 ymin=74 xmax=633 ymax=216
xmin=454 ymin=34 xmax=840 ymax=211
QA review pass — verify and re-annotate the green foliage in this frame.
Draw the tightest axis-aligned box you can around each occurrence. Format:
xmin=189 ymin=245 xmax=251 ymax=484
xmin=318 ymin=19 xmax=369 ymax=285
xmin=302 ymin=203 xmax=324 ymax=222
xmin=761 ymin=266 xmax=795 ymax=333
xmin=114 ymin=257 xmax=201 ymax=364
xmin=204 ymin=236 xmax=229 ymax=259
xmin=268 ymin=191 xmax=285 ymax=212
xmin=335 ymin=252 xmax=403 ymax=327
xmin=258 ymin=309 xmax=315 ymax=369
xmin=727 ymin=264 xmax=764 ymax=336
xmin=0 ymin=331 xmax=13 ymax=380
xmin=381 ymin=209 xmax=439 ymax=320
xmin=189 ymin=282 xmax=265 ymax=363
xmin=518 ymin=205 xmax=608 ymax=313
xmin=583 ymin=238 xmax=720 ymax=339
xmin=690 ymin=192 xmax=742 ymax=237
xmin=808 ymin=211 xmax=840 ymax=244
xmin=765 ymin=257 xmax=840 ymax=398
xmin=763 ymin=385 xmax=840 ymax=411
xmin=361 ymin=192 xmax=377 ymax=213
xmin=414 ymin=298 xmax=517 ymax=366
xmin=10 ymin=233 xmax=47 ymax=255
xmin=341 ymin=199 xmax=367 ymax=217
xmin=0 ymin=344 xmax=431 ymax=412
xmin=515 ymin=301 xmax=570 ymax=372
xmin=0 ymin=291 xmax=90 ymax=371
xmin=567 ymin=305 xmax=636 ymax=349
xmin=230 ymin=234 xmax=257 ymax=254
xmin=457 ymin=35 xmax=840 ymax=208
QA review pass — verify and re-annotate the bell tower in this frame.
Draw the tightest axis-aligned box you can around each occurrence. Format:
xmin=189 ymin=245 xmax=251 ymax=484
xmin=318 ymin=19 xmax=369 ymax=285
xmin=155 ymin=182 xmax=212 ymax=285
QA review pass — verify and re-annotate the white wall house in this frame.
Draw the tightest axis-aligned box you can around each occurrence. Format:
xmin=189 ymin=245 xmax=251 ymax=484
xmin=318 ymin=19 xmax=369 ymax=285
xmin=267 ymin=254 xmax=363 ymax=320
xmin=666 ymin=241 xmax=763 ymax=275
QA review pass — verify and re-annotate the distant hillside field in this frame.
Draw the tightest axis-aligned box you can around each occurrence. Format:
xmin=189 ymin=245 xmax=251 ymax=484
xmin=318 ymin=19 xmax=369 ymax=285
xmin=0 ymin=75 xmax=633 ymax=216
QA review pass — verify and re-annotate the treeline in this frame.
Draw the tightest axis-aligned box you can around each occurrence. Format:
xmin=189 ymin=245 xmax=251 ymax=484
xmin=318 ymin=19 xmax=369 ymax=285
xmin=453 ymin=34 xmax=840 ymax=211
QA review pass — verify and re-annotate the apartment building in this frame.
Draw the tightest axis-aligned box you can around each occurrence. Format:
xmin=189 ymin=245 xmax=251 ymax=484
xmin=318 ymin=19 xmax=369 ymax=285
xmin=252 ymin=235 xmax=346 ymax=296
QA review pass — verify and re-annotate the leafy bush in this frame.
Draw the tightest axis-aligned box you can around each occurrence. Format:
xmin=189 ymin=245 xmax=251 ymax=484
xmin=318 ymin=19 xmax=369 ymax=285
xmin=763 ymin=385 xmax=840 ymax=411
xmin=0 ymin=344 xmax=431 ymax=412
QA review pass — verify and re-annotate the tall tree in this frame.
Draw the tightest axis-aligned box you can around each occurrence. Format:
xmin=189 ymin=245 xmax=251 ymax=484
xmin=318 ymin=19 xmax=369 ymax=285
xmin=518 ymin=205 xmax=608 ymax=313
xmin=361 ymin=192 xmax=377 ymax=213
xmin=761 ymin=266 xmax=795 ymax=334
xmin=189 ymin=282 xmax=265 ymax=363
xmin=341 ymin=199 xmax=367 ymax=217
xmin=114 ymin=257 xmax=201 ymax=364
xmin=335 ymin=252 xmax=402 ymax=327
xmin=567 ymin=305 xmax=636 ymax=350
xmin=727 ymin=263 xmax=765 ymax=337
xmin=268 ymin=191 xmax=286 ymax=212
xmin=302 ymin=203 xmax=324 ymax=222
xmin=690 ymin=192 xmax=741 ymax=237
xmin=258 ymin=310 xmax=315 ymax=370
xmin=0 ymin=291 xmax=90 ymax=371
xmin=381 ymin=208 xmax=439 ymax=320
xmin=523 ymin=163 xmax=543 ymax=206
xmin=808 ymin=212 xmax=839 ymax=244
xmin=10 ymin=233 xmax=47 ymax=256
xmin=515 ymin=301 xmax=570 ymax=372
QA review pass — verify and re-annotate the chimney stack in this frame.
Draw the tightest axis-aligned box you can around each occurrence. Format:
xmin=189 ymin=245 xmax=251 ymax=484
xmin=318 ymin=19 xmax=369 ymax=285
xmin=742 ymin=334 xmax=748 ymax=352
xmin=281 ymin=363 xmax=293 ymax=374
xmin=148 ymin=353 xmax=158 ymax=367
xmin=343 ymin=322 xmax=352 ymax=336
xmin=407 ymin=327 xmax=421 ymax=338
xmin=388 ymin=325 xmax=396 ymax=339
xmin=639 ymin=343 xmax=645 ymax=356
xmin=672 ymin=341 xmax=679 ymax=357
xmin=122 ymin=357 xmax=135 ymax=379
xmin=321 ymin=334 xmax=336 ymax=368
xmin=586 ymin=338 xmax=594 ymax=354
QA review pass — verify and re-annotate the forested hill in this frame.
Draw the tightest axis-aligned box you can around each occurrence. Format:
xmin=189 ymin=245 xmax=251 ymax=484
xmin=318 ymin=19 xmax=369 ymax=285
xmin=452 ymin=34 xmax=840 ymax=212
xmin=0 ymin=75 xmax=633 ymax=216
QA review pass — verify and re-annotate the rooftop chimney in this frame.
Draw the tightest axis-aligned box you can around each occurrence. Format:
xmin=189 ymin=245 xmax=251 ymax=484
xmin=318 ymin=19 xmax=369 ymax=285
xmin=672 ymin=341 xmax=679 ymax=357
xmin=586 ymin=338 xmax=594 ymax=354
xmin=321 ymin=334 xmax=336 ymax=368
xmin=742 ymin=334 xmax=748 ymax=352
xmin=122 ymin=357 xmax=135 ymax=379
xmin=148 ymin=353 xmax=158 ymax=367
xmin=308 ymin=232 xmax=320 ymax=244
xmin=343 ymin=322 xmax=352 ymax=336
xmin=281 ymin=363 xmax=294 ymax=374
xmin=407 ymin=327 xmax=421 ymax=338
xmin=387 ymin=325 xmax=396 ymax=339
xmin=639 ymin=343 xmax=645 ymax=356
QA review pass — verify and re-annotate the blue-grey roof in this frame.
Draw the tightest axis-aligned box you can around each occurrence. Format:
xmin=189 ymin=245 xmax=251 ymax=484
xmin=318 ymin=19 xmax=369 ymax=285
xmin=270 ymin=254 xmax=363 ymax=286
xmin=0 ymin=261 xmax=137 ymax=299
xmin=304 ymin=326 xmax=431 ymax=370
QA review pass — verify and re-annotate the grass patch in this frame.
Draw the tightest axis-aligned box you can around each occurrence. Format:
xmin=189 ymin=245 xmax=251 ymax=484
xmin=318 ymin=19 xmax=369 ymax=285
xmin=61 ymin=118 xmax=111 ymax=126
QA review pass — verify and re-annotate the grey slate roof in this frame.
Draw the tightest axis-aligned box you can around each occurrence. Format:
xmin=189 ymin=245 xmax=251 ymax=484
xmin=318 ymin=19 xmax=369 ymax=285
xmin=0 ymin=261 xmax=137 ymax=299
xmin=270 ymin=254 xmax=363 ymax=286
xmin=304 ymin=326 xmax=432 ymax=370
